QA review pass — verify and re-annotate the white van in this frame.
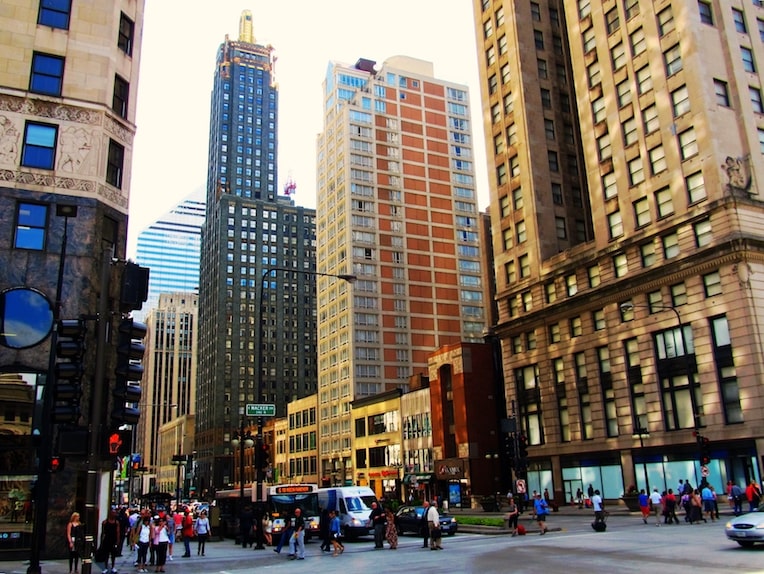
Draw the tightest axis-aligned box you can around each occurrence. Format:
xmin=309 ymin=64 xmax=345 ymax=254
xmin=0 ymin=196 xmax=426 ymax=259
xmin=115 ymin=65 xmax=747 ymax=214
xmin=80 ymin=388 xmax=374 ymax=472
xmin=317 ymin=486 xmax=378 ymax=538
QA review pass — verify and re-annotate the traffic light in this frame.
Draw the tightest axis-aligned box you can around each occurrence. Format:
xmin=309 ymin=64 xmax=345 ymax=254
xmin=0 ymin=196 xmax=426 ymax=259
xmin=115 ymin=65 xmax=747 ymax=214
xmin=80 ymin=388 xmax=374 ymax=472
xmin=112 ymin=318 xmax=147 ymax=426
xmin=257 ymin=442 xmax=270 ymax=470
xmin=518 ymin=433 xmax=529 ymax=459
xmin=50 ymin=455 xmax=64 ymax=472
xmin=503 ymin=433 xmax=515 ymax=463
xmin=699 ymin=435 xmax=711 ymax=466
xmin=131 ymin=453 xmax=142 ymax=471
xmin=52 ymin=319 xmax=87 ymax=424
xmin=119 ymin=262 xmax=150 ymax=313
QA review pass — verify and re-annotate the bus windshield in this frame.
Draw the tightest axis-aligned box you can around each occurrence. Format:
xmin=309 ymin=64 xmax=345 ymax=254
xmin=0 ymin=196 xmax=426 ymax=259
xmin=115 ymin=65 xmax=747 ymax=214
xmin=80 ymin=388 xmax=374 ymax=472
xmin=269 ymin=493 xmax=319 ymax=517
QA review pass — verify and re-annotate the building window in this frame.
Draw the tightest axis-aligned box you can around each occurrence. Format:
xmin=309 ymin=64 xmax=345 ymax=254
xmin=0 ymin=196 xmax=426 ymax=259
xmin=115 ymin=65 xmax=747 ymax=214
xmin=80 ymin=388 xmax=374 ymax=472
xmin=686 ymin=171 xmax=707 ymax=203
xmin=662 ymin=232 xmax=680 ymax=259
xmin=620 ymin=300 xmax=635 ymax=322
xmin=486 ymin=45 xmax=496 ymax=67
xmin=617 ymin=80 xmax=633 ymax=107
xmin=38 ymin=0 xmax=71 ymax=29
xmin=484 ymin=18 xmax=493 ymax=39
xmin=643 ymin=104 xmax=659 ymax=134
xmin=606 ymin=8 xmax=620 ymax=34
xmin=30 ymin=53 xmax=65 ymax=96
xmin=564 ymin=273 xmax=577 ymax=296
xmin=622 ymin=117 xmax=638 ymax=147
xmin=742 ymin=46 xmax=756 ymax=73
xmin=588 ymin=264 xmax=601 ymax=288
xmin=501 ymin=63 xmax=511 ymax=84
xmin=655 ymin=187 xmax=674 ymax=218
xmin=649 ymin=145 xmax=667 ymax=175
xmin=670 ymin=282 xmax=688 ymax=308
xmin=678 ymin=128 xmax=698 ymax=160
xmin=14 ymin=203 xmax=48 ymax=250
xmin=694 ymin=218 xmax=713 ymax=247
xmin=633 ymin=197 xmax=650 ymax=228
xmin=517 ymin=220 xmax=527 ymax=244
xmin=531 ymin=2 xmax=541 ymax=21
xmin=658 ymin=7 xmax=675 ymax=36
xmin=655 ymin=323 xmax=697 ymax=430
xmin=597 ymin=133 xmax=612 ymax=160
xmin=636 ymin=65 xmax=652 ymax=94
xmin=579 ymin=0 xmax=591 ymax=19
xmin=759 ymin=128 xmax=764 ymax=153
xmin=499 ymin=35 xmax=508 ymax=55
xmin=545 ymin=282 xmax=557 ymax=303
xmin=703 ymin=271 xmax=722 ymax=297
xmin=710 ymin=316 xmax=743 ymax=424
xmin=544 ymin=119 xmax=555 ymax=140
xmin=602 ymin=170 xmax=617 ymax=199
xmin=592 ymin=96 xmax=606 ymax=123
xmin=118 ymin=13 xmax=135 ymax=56
xmin=537 ymin=59 xmax=548 ymax=79
xmin=733 ymin=8 xmax=747 ymax=33
xmin=671 ymin=85 xmax=690 ymax=117
xmin=503 ymin=227 xmax=513 ymax=250
xmin=631 ymin=27 xmax=646 ymax=56
xmin=513 ymin=187 xmax=523 ymax=209
xmin=505 ymin=261 xmax=516 ymax=284
xmin=599 ymin=346 xmax=618 ymax=437
xmin=496 ymin=163 xmax=507 ymax=186
xmin=640 ymin=241 xmax=656 ymax=267
xmin=500 ymin=195 xmax=510 ymax=217
xmin=759 ymin=18 xmax=764 ymax=42
xmin=534 ymin=30 xmax=545 ymax=50
xmin=552 ymin=183 xmax=563 ymax=205
xmin=489 ymin=74 xmax=498 ymax=95
xmin=751 ymin=86 xmax=764 ymax=113
xmin=548 ymin=151 xmax=559 ymax=172
xmin=664 ymin=44 xmax=683 ymax=76
xmin=608 ymin=210 xmax=623 ymax=239
xmin=22 ymin=122 xmax=58 ymax=170
xmin=713 ymin=80 xmax=730 ymax=107
xmin=628 ymin=156 xmax=645 ymax=186
xmin=575 ymin=352 xmax=592 ymax=439
xmin=583 ymin=27 xmax=596 ymax=53
xmin=698 ymin=1 xmax=713 ymax=25
xmin=519 ymin=254 xmax=530 ymax=278
xmin=625 ymin=0 xmax=640 ymax=19
xmin=588 ymin=59 xmax=600 ymax=85
xmin=106 ymin=139 xmax=125 ymax=188
xmin=522 ymin=291 xmax=532 ymax=312
xmin=540 ymin=88 xmax=552 ymax=108
xmin=592 ymin=309 xmax=605 ymax=330
xmin=570 ymin=316 xmax=582 ymax=337
xmin=611 ymin=42 xmax=626 ymax=70
xmin=113 ymin=75 xmax=129 ymax=119
xmin=556 ymin=217 xmax=567 ymax=239
xmin=613 ymin=253 xmax=628 ymax=278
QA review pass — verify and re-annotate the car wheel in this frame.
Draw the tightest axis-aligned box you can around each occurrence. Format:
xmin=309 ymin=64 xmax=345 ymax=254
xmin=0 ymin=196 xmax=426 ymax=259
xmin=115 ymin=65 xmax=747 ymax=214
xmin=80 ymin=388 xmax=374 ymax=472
xmin=737 ymin=541 xmax=756 ymax=548
xmin=396 ymin=526 xmax=403 ymax=536
xmin=448 ymin=531 xmax=455 ymax=536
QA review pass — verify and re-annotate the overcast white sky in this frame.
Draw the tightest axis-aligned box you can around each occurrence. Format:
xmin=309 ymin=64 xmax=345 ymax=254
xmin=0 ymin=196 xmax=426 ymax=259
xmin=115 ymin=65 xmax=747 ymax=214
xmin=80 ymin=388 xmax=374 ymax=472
xmin=127 ymin=0 xmax=488 ymax=256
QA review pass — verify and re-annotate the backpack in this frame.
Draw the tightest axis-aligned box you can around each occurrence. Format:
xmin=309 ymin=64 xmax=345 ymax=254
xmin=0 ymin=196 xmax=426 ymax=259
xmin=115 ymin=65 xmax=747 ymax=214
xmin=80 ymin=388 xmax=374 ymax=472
xmin=516 ymin=524 xmax=526 ymax=535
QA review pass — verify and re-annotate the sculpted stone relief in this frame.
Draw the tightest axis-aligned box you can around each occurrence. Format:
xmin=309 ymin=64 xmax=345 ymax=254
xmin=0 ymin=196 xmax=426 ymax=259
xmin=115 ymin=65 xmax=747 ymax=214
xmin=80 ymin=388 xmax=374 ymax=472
xmin=0 ymin=115 xmax=20 ymax=166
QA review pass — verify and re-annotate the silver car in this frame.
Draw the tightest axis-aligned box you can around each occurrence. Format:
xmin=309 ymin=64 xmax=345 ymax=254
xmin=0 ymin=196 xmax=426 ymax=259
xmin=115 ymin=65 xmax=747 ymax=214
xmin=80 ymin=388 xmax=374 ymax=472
xmin=725 ymin=507 xmax=764 ymax=547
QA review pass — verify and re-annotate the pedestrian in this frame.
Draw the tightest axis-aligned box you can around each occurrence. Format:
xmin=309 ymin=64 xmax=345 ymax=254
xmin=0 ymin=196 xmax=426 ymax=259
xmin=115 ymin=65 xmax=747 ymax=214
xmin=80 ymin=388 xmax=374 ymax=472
xmin=426 ymin=499 xmax=442 ymax=549
xmin=194 ymin=509 xmax=211 ymax=556
xmin=239 ymin=505 xmax=254 ymax=548
xmin=384 ymin=506 xmax=398 ymax=549
xmin=504 ymin=497 xmax=519 ymax=536
xmin=369 ymin=501 xmax=385 ymax=549
xmin=534 ymin=493 xmax=549 ymax=535
xmin=117 ymin=508 xmax=130 ymax=556
xmin=152 ymin=516 xmax=171 ymax=573
xmin=272 ymin=510 xmax=293 ymax=554
xmin=262 ymin=512 xmax=272 ymax=547
xmin=701 ymin=484 xmax=716 ymax=522
xmin=638 ymin=489 xmax=650 ymax=524
xmin=134 ymin=514 xmax=152 ymax=573
xmin=420 ymin=500 xmax=430 ymax=549
xmin=649 ymin=488 xmax=662 ymax=526
xmin=319 ymin=507 xmax=331 ymax=552
xmin=165 ymin=510 xmax=175 ymax=561
xmin=726 ymin=480 xmax=735 ymax=511
xmin=663 ymin=489 xmax=679 ymax=524
xmin=329 ymin=510 xmax=344 ymax=556
xmin=591 ymin=489 xmax=604 ymax=524
xmin=576 ymin=487 xmax=583 ymax=509
xmin=530 ymin=490 xmax=538 ymax=518
xmin=287 ymin=507 xmax=305 ymax=560
xmin=180 ymin=509 xmax=193 ymax=558
xmin=690 ymin=489 xmax=703 ymax=524
xmin=98 ymin=510 xmax=121 ymax=574
xmin=746 ymin=480 xmax=761 ymax=512
xmin=67 ymin=512 xmax=84 ymax=574
xmin=731 ymin=482 xmax=745 ymax=516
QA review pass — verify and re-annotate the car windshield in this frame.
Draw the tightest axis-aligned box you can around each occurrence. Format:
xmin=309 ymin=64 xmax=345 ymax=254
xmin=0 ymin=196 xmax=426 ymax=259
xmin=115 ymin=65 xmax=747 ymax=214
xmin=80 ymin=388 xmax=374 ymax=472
xmin=345 ymin=496 xmax=372 ymax=512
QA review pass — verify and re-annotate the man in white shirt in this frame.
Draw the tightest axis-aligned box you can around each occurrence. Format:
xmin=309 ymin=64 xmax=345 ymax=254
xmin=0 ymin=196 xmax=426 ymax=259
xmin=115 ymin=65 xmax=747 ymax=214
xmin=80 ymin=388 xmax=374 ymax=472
xmin=426 ymin=501 xmax=442 ymax=550
xmin=649 ymin=488 xmax=663 ymax=526
xmin=591 ymin=489 xmax=604 ymax=523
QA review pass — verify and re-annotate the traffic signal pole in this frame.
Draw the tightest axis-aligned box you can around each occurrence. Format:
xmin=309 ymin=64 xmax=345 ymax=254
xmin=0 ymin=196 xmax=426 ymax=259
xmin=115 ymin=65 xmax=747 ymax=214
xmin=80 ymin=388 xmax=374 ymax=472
xmin=81 ymin=249 xmax=113 ymax=574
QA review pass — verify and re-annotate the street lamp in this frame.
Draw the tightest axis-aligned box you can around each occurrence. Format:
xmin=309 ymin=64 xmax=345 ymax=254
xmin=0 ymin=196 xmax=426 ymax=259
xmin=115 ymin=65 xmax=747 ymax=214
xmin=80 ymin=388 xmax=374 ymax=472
xmin=254 ymin=267 xmax=355 ymax=503
xmin=619 ymin=301 xmax=699 ymax=430
xmin=230 ymin=419 xmax=254 ymax=503
xmin=171 ymin=453 xmax=189 ymax=505
xmin=632 ymin=425 xmax=650 ymax=492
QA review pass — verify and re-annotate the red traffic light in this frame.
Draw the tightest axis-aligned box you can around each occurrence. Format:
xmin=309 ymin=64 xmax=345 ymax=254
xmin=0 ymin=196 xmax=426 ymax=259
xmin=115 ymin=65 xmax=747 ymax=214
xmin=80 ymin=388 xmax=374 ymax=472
xmin=50 ymin=456 xmax=63 ymax=472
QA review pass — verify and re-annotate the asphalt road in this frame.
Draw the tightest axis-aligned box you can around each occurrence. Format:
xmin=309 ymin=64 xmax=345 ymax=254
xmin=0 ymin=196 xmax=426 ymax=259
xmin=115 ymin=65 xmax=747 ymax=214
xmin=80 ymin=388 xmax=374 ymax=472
xmin=5 ymin=511 xmax=763 ymax=574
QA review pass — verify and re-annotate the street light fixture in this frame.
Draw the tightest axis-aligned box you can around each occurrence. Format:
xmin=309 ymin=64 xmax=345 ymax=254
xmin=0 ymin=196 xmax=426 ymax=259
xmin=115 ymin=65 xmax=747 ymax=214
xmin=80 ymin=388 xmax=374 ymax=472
xmin=231 ymin=419 xmax=254 ymax=503
xmin=619 ymin=301 xmax=699 ymax=430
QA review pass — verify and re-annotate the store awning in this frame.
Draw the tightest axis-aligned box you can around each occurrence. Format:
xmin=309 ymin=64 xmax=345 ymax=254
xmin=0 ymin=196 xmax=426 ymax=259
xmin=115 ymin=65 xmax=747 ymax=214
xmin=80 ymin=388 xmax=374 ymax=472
xmin=403 ymin=473 xmax=434 ymax=485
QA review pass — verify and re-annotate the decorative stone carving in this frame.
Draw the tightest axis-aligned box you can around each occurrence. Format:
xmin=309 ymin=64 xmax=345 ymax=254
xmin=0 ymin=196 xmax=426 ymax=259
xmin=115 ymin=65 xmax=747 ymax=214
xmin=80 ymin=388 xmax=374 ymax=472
xmin=57 ymin=126 xmax=92 ymax=174
xmin=0 ymin=115 xmax=20 ymax=166
xmin=722 ymin=155 xmax=753 ymax=194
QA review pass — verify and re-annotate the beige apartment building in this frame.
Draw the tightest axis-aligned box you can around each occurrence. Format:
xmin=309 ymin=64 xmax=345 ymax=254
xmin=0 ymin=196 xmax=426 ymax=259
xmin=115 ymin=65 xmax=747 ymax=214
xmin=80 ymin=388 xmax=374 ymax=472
xmin=315 ymin=56 xmax=487 ymax=486
xmin=475 ymin=0 xmax=764 ymax=502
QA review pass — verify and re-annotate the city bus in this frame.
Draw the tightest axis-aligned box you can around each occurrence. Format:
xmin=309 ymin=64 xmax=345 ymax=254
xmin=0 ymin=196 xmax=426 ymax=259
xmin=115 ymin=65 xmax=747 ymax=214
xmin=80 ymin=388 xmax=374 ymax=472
xmin=215 ymin=484 xmax=320 ymax=542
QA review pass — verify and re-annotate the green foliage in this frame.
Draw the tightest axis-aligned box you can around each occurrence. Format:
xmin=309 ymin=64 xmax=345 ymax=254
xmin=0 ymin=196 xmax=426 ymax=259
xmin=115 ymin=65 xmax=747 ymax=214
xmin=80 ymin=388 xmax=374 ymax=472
xmin=456 ymin=515 xmax=505 ymax=528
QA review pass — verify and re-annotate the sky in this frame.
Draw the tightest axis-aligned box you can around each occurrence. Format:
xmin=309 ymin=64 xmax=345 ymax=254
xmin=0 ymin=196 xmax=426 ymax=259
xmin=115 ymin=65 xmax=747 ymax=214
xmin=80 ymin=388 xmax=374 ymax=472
xmin=127 ymin=0 xmax=488 ymax=256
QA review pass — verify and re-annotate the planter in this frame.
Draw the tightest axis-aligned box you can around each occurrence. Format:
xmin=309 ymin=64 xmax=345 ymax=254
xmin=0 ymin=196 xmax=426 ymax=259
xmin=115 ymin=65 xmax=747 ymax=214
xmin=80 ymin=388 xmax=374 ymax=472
xmin=479 ymin=496 xmax=501 ymax=512
xmin=621 ymin=495 xmax=641 ymax=512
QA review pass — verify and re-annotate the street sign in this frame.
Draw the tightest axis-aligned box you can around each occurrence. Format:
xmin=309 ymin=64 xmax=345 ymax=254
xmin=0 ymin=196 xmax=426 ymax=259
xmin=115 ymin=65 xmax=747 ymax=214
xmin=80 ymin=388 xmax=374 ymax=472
xmin=701 ymin=465 xmax=709 ymax=477
xmin=246 ymin=403 xmax=276 ymax=417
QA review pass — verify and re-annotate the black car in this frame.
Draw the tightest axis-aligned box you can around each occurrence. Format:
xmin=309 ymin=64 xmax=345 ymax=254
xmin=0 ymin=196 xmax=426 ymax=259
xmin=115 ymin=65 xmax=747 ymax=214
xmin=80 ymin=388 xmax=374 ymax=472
xmin=394 ymin=505 xmax=458 ymax=536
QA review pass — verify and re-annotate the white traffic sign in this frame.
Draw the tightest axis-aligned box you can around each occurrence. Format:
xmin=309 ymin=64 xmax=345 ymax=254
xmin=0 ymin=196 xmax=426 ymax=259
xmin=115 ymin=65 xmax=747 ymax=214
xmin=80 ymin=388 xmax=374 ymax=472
xmin=701 ymin=465 xmax=709 ymax=477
